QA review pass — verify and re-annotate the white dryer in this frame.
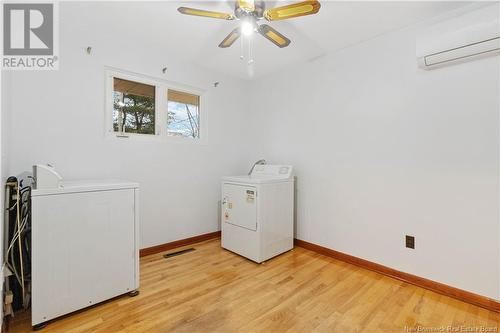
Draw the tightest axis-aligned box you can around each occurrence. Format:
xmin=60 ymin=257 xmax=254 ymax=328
xmin=221 ymin=165 xmax=294 ymax=263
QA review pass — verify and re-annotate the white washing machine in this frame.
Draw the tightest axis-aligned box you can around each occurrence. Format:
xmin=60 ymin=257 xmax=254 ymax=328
xmin=221 ymin=165 xmax=294 ymax=263
xmin=30 ymin=165 xmax=139 ymax=328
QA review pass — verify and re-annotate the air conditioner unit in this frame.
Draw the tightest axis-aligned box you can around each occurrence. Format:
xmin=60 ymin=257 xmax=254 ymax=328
xmin=418 ymin=37 xmax=500 ymax=69
xmin=417 ymin=4 xmax=500 ymax=70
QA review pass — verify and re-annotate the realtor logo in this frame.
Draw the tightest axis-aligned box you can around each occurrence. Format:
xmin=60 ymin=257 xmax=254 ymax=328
xmin=2 ymin=2 xmax=59 ymax=70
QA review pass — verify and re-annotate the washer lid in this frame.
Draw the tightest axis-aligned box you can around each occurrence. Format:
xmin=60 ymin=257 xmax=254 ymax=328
xmin=222 ymin=165 xmax=294 ymax=184
xmin=222 ymin=175 xmax=291 ymax=184
xmin=31 ymin=179 xmax=139 ymax=196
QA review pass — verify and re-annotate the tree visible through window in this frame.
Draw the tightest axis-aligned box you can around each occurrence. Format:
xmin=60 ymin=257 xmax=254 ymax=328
xmin=113 ymin=78 xmax=155 ymax=135
xmin=167 ymin=89 xmax=200 ymax=139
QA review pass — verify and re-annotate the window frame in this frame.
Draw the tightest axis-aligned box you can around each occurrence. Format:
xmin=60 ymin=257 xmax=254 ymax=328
xmin=105 ymin=68 xmax=206 ymax=144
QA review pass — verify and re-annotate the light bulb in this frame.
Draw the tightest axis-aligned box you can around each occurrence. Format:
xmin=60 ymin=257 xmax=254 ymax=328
xmin=241 ymin=21 xmax=254 ymax=36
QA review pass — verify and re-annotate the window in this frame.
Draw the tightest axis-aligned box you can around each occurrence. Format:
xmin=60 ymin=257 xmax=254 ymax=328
xmin=113 ymin=78 xmax=155 ymax=135
xmin=167 ymin=89 xmax=200 ymax=139
xmin=106 ymin=69 xmax=205 ymax=142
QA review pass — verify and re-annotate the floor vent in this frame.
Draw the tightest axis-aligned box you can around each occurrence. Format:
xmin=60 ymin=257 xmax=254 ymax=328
xmin=163 ymin=248 xmax=195 ymax=259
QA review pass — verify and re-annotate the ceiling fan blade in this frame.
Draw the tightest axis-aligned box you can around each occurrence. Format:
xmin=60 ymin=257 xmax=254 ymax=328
xmin=263 ymin=0 xmax=320 ymax=21
xmin=219 ymin=28 xmax=241 ymax=48
xmin=237 ymin=0 xmax=255 ymax=12
xmin=177 ymin=7 xmax=235 ymax=20
xmin=258 ymin=24 xmax=291 ymax=48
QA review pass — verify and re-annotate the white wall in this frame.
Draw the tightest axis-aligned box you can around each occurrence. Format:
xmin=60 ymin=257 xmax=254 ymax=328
xmin=3 ymin=4 xmax=258 ymax=248
xmin=249 ymin=5 xmax=500 ymax=299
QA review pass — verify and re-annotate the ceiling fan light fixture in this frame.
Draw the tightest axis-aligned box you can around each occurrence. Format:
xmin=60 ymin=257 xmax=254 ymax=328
xmin=178 ymin=0 xmax=321 ymax=52
xmin=241 ymin=21 xmax=255 ymax=36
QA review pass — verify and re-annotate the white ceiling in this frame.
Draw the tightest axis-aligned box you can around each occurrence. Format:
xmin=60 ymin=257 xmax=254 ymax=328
xmin=65 ymin=1 xmax=474 ymax=80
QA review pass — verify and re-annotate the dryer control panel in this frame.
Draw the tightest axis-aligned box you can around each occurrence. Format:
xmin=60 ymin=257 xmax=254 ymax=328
xmin=251 ymin=165 xmax=293 ymax=179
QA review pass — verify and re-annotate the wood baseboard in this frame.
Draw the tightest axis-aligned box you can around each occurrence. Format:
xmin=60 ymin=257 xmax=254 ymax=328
xmin=294 ymin=238 xmax=500 ymax=313
xmin=140 ymin=231 xmax=221 ymax=257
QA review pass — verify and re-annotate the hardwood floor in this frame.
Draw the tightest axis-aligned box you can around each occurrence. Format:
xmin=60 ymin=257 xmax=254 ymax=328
xmin=8 ymin=239 xmax=500 ymax=332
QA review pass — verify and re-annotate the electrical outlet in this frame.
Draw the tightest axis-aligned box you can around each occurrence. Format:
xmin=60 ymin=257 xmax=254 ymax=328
xmin=405 ymin=235 xmax=415 ymax=249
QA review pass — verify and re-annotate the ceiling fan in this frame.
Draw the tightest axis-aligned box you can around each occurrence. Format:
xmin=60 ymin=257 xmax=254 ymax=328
xmin=177 ymin=0 xmax=321 ymax=49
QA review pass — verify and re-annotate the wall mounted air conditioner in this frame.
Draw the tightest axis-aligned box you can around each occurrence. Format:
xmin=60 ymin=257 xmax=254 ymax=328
xmin=417 ymin=4 xmax=500 ymax=70
xmin=418 ymin=37 xmax=500 ymax=69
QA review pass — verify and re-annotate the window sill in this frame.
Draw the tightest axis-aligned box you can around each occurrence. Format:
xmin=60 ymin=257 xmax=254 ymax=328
xmin=105 ymin=132 xmax=208 ymax=145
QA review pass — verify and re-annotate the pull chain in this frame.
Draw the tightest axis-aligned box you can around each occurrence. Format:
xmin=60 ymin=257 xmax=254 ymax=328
xmin=248 ymin=36 xmax=254 ymax=65
xmin=240 ymin=35 xmax=244 ymax=60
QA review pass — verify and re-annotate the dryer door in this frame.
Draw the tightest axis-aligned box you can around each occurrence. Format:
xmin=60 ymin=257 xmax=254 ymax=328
xmin=223 ymin=183 xmax=257 ymax=231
